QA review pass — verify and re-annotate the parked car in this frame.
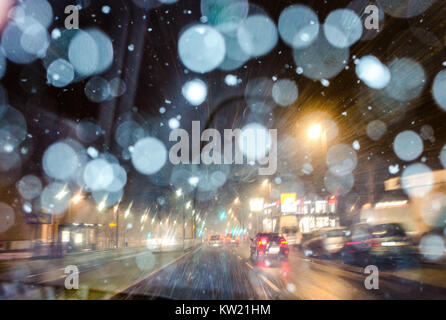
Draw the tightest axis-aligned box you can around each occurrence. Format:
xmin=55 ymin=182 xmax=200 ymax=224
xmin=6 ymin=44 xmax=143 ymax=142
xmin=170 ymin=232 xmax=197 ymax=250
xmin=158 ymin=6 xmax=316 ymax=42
xmin=341 ymin=223 xmax=374 ymax=265
xmin=368 ymin=223 xmax=412 ymax=263
xmin=302 ymin=227 xmax=348 ymax=258
xmin=342 ymin=223 xmax=412 ymax=265
xmin=250 ymin=233 xmax=289 ymax=261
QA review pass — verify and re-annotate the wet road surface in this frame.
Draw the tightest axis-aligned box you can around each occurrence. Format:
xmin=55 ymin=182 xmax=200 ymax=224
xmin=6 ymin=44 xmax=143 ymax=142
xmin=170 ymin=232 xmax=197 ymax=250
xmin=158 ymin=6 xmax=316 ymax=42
xmin=116 ymin=245 xmax=446 ymax=300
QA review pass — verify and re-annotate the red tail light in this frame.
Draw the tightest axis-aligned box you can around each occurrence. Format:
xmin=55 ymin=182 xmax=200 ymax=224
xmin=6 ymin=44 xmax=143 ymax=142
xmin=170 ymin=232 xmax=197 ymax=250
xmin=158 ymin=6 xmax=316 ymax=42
xmin=258 ymin=237 xmax=267 ymax=247
xmin=280 ymin=239 xmax=288 ymax=247
xmin=365 ymin=239 xmax=381 ymax=247
xmin=346 ymin=241 xmax=362 ymax=246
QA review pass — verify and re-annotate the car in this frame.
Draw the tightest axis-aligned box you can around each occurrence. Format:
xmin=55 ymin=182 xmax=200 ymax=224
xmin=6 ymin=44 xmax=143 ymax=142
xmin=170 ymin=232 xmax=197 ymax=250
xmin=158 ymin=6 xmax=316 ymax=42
xmin=302 ymin=227 xmax=348 ymax=258
xmin=207 ymin=235 xmax=223 ymax=247
xmin=224 ymin=234 xmax=239 ymax=246
xmin=341 ymin=223 xmax=373 ymax=265
xmin=250 ymin=233 xmax=289 ymax=261
xmin=342 ymin=223 xmax=412 ymax=265
xmin=367 ymin=223 xmax=412 ymax=263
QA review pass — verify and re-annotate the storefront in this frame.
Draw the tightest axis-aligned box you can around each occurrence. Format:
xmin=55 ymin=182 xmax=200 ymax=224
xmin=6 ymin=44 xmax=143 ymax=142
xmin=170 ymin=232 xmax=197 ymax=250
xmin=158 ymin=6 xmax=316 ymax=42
xmin=298 ymin=196 xmax=340 ymax=233
xmin=59 ymin=223 xmax=100 ymax=252
xmin=279 ymin=195 xmax=340 ymax=234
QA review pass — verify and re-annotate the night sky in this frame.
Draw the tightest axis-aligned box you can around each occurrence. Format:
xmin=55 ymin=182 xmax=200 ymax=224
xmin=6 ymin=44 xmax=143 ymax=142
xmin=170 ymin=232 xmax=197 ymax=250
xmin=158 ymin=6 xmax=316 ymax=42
xmin=1 ymin=0 xmax=446 ymax=226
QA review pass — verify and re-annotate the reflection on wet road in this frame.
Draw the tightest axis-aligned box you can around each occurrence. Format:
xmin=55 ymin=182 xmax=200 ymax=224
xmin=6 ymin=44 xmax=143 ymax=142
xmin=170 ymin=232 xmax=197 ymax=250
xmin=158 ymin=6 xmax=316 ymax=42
xmin=116 ymin=245 xmax=446 ymax=300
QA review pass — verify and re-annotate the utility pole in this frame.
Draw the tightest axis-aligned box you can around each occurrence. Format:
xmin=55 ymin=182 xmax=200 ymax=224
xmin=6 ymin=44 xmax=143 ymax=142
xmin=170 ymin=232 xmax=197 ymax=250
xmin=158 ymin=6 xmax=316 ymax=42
xmin=115 ymin=208 xmax=119 ymax=249
xmin=182 ymin=197 xmax=185 ymax=251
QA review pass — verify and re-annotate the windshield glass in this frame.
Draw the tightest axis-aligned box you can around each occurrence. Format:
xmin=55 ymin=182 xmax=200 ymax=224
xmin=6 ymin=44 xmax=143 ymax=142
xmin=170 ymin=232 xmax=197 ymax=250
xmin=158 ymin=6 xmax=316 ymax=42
xmin=1 ymin=0 xmax=446 ymax=302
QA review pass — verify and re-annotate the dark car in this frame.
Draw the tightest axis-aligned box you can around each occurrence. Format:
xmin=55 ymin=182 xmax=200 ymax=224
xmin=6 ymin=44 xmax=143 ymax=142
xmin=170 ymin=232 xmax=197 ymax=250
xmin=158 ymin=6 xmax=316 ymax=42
xmin=250 ymin=233 xmax=289 ymax=261
xmin=342 ymin=223 xmax=412 ymax=265
xmin=368 ymin=223 xmax=412 ymax=262
xmin=341 ymin=223 xmax=374 ymax=265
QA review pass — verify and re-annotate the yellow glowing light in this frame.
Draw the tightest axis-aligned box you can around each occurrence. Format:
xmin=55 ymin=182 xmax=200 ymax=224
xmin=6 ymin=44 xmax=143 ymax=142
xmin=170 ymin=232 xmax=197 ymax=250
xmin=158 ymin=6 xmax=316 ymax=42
xmin=307 ymin=123 xmax=322 ymax=140
xmin=71 ymin=192 xmax=83 ymax=204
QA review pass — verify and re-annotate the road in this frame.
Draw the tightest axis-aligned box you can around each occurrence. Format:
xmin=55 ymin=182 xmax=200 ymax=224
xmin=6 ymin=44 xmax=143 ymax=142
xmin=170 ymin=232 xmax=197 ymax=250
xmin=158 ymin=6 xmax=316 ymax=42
xmin=2 ymin=244 xmax=446 ymax=300
xmin=0 ymin=247 xmax=188 ymax=299
xmin=115 ymin=244 xmax=446 ymax=300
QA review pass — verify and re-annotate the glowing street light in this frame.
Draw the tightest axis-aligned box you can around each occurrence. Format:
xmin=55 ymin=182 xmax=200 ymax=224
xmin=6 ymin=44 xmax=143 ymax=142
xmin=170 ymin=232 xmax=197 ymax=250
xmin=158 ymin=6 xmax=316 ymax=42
xmin=233 ymin=197 xmax=240 ymax=204
xmin=71 ymin=192 xmax=83 ymax=204
xmin=307 ymin=123 xmax=322 ymax=140
xmin=97 ymin=195 xmax=107 ymax=212
xmin=262 ymin=179 xmax=269 ymax=187
xmin=124 ymin=201 xmax=133 ymax=218
xmin=176 ymin=188 xmax=183 ymax=197
xmin=55 ymin=184 xmax=69 ymax=200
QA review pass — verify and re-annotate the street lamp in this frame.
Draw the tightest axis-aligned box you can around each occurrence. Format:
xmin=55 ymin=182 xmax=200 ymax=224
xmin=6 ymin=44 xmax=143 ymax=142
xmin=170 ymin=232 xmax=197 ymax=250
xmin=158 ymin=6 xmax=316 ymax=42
xmin=124 ymin=201 xmax=132 ymax=218
xmin=55 ymin=184 xmax=69 ymax=200
xmin=307 ymin=122 xmax=328 ymax=162
xmin=308 ymin=123 xmax=322 ymax=140
xmin=97 ymin=195 xmax=107 ymax=212
xmin=71 ymin=192 xmax=83 ymax=205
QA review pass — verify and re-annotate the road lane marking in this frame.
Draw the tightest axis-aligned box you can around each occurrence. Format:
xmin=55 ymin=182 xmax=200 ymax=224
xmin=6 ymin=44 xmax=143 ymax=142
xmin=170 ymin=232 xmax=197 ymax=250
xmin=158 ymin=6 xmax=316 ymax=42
xmin=260 ymin=274 xmax=280 ymax=293
xmin=245 ymin=262 xmax=253 ymax=269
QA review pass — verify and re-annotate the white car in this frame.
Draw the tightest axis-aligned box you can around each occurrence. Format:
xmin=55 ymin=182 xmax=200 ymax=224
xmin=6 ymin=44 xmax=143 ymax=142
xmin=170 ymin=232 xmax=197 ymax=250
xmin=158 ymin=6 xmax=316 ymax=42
xmin=302 ymin=227 xmax=348 ymax=257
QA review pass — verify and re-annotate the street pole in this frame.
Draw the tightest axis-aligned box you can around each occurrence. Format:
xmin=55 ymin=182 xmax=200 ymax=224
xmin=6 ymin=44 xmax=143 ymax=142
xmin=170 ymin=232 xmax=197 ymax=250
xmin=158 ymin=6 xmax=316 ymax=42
xmin=182 ymin=195 xmax=185 ymax=251
xmin=115 ymin=209 xmax=119 ymax=249
xmin=269 ymin=183 xmax=273 ymax=232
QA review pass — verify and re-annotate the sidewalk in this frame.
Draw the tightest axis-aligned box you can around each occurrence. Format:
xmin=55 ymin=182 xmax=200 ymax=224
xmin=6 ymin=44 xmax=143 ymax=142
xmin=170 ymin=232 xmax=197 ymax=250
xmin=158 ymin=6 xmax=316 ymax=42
xmin=0 ymin=251 xmax=33 ymax=261
xmin=0 ymin=246 xmax=148 ymax=272
xmin=0 ymin=244 xmax=202 ymax=299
